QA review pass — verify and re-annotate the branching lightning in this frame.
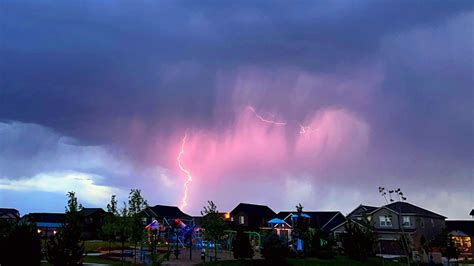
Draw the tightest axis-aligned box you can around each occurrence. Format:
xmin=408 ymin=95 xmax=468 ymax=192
xmin=177 ymin=133 xmax=193 ymax=210
xmin=248 ymin=105 xmax=317 ymax=135
xmin=247 ymin=106 xmax=287 ymax=126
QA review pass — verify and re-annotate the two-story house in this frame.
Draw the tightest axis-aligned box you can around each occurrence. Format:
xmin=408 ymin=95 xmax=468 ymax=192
xmin=143 ymin=204 xmax=193 ymax=229
xmin=0 ymin=208 xmax=20 ymax=222
xmin=332 ymin=202 xmax=446 ymax=256
xmin=79 ymin=208 xmax=106 ymax=240
xmin=230 ymin=203 xmax=276 ymax=231
xmin=276 ymin=211 xmax=346 ymax=234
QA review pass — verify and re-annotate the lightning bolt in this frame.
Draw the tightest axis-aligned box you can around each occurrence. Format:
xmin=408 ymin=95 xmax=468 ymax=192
xmin=248 ymin=106 xmax=317 ymax=134
xmin=299 ymin=124 xmax=318 ymax=135
xmin=178 ymin=133 xmax=193 ymax=211
xmin=247 ymin=106 xmax=287 ymax=126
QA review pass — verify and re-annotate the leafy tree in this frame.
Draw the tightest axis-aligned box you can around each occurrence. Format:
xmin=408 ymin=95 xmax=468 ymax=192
xmin=261 ymin=232 xmax=288 ymax=264
xmin=117 ymin=201 xmax=132 ymax=264
xmin=46 ymin=191 xmax=85 ymax=265
xmin=342 ymin=219 xmax=375 ymax=261
xmin=232 ymin=229 xmax=254 ymax=259
xmin=201 ymin=200 xmax=228 ymax=261
xmin=439 ymin=231 xmax=460 ymax=264
xmin=291 ymin=203 xmax=310 ymax=255
xmin=101 ymin=194 xmax=118 ymax=253
xmin=309 ymin=228 xmax=334 ymax=259
xmin=128 ymin=189 xmax=148 ymax=263
xmin=0 ymin=219 xmax=42 ymax=266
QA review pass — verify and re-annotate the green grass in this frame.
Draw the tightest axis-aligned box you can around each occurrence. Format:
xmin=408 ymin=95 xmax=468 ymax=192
xmin=83 ymin=240 xmax=136 ymax=253
xmin=41 ymin=255 xmax=133 ymax=265
xmin=200 ymin=256 xmax=405 ymax=266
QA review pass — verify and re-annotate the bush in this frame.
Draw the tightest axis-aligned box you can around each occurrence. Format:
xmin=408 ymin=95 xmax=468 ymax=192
xmin=0 ymin=220 xmax=42 ymax=266
xmin=261 ymin=232 xmax=288 ymax=264
xmin=341 ymin=220 xmax=375 ymax=261
xmin=233 ymin=230 xmax=254 ymax=259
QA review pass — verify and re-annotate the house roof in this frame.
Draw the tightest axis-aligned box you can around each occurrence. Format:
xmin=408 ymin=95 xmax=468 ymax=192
xmin=79 ymin=208 xmax=105 ymax=217
xmin=446 ymin=220 xmax=474 ymax=236
xmin=230 ymin=203 xmax=276 ymax=217
xmin=0 ymin=208 xmax=20 ymax=218
xmin=146 ymin=205 xmax=191 ymax=219
xmin=25 ymin=213 xmax=66 ymax=223
xmin=277 ymin=211 xmax=343 ymax=230
xmin=381 ymin=202 xmax=446 ymax=219
xmin=347 ymin=204 xmax=378 ymax=217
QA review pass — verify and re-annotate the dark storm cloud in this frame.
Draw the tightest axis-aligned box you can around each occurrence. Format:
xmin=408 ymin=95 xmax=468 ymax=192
xmin=1 ymin=1 xmax=472 ymax=142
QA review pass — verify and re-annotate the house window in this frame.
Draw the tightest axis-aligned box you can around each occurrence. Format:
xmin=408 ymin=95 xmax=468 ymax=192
xmin=239 ymin=216 xmax=245 ymax=225
xmin=402 ymin=216 xmax=411 ymax=227
xmin=379 ymin=215 xmax=392 ymax=227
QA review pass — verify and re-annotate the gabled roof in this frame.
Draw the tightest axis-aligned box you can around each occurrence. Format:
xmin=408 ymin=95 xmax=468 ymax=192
xmin=0 ymin=208 xmax=20 ymax=218
xmin=346 ymin=204 xmax=378 ymax=217
xmin=230 ymin=203 xmax=276 ymax=217
xmin=79 ymin=208 xmax=105 ymax=217
xmin=277 ymin=211 xmax=343 ymax=230
xmin=380 ymin=202 xmax=446 ymax=219
xmin=25 ymin=213 xmax=66 ymax=223
xmin=446 ymin=220 xmax=474 ymax=236
xmin=146 ymin=205 xmax=191 ymax=219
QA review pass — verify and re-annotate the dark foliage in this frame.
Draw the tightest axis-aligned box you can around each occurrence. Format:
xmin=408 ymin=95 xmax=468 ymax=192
xmin=0 ymin=219 xmax=42 ymax=266
xmin=232 ymin=230 xmax=254 ymax=259
xmin=46 ymin=191 xmax=85 ymax=265
xmin=341 ymin=220 xmax=375 ymax=261
xmin=309 ymin=229 xmax=335 ymax=259
xmin=261 ymin=232 xmax=288 ymax=264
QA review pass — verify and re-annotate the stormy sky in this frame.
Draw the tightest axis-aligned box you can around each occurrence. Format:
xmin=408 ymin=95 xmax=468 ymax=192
xmin=0 ymin=0 xmax=473 ymax=219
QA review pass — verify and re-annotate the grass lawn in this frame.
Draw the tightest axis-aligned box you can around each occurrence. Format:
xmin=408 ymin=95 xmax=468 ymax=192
xmin=83 ymin=240 xmax=137 ymax=253
xmin=41 ymin=255 xmax=133 ymax=265
xmin=200 ymin=256 xmax=405 ymax=266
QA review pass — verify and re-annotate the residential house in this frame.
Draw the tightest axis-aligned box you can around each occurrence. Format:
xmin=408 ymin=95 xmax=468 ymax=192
xmin=0 ymin=208 xmax=20 ymax=222
xmin=333 ymin=202 xmax=446 ymax=256
xmin=276 ymin=211 xmax=346 ymax=234
xmin=446 ymin=220 xmax=474 ymax=256
xmin=24 ymin=213 xmax=66 ymax=238
xmin=143 ymin=205 xmax=193 ymax=228
xmin=230 ymin=203 xmax=276 ymax=231
xmin=79 ymin=208 xmax=106 ymax=240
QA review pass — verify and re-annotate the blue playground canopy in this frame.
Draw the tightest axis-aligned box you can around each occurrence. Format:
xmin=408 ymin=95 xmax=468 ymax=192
xmin=268 ymin=218 xmax=286 ymax=225
xmin=291 ymin=213 xmax=310 ymax=219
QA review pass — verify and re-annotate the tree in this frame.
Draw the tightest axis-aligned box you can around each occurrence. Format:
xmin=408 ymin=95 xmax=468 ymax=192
xmin=101 ymin=195 xmax=118 ymax=253
xmin=261 ymin=232 xmax=288 ymax=264
xmin=117 ymin=201 xmax=132 ymax=264
xmin=342 ymin=219 xmax=375 ymax=261
xmin=0 ymin=219 xmax=42 ymax=266
xmin=291 ymin=203 xmax=310 ymax=256
xmin=232 ymin=229 xmax=254 ymax=259
xmin=201 ymin=200 xmax=227 ymax=261
xmin=46 ymin=191 xmax=85 ymax=265
xmin=128 ymin=189 xmax=148 ymax=263
xmin=439 ymin=230 xmax=460 ymax=265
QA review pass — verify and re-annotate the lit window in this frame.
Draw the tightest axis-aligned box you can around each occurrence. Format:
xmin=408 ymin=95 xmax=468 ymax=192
xmin=402 ymin=216 xmax=411 ymax=227
xmin=239 ymin=216 xmax=245 ymax=224
xmin=379 ymin=215 xmax=392 ymax=227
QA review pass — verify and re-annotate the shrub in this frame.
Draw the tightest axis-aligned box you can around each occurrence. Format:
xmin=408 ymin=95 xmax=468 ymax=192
xmin=261 ymin=232 xmax=288 ymax=264
xmin=232 ymin=230 xmax=254 ymax=259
